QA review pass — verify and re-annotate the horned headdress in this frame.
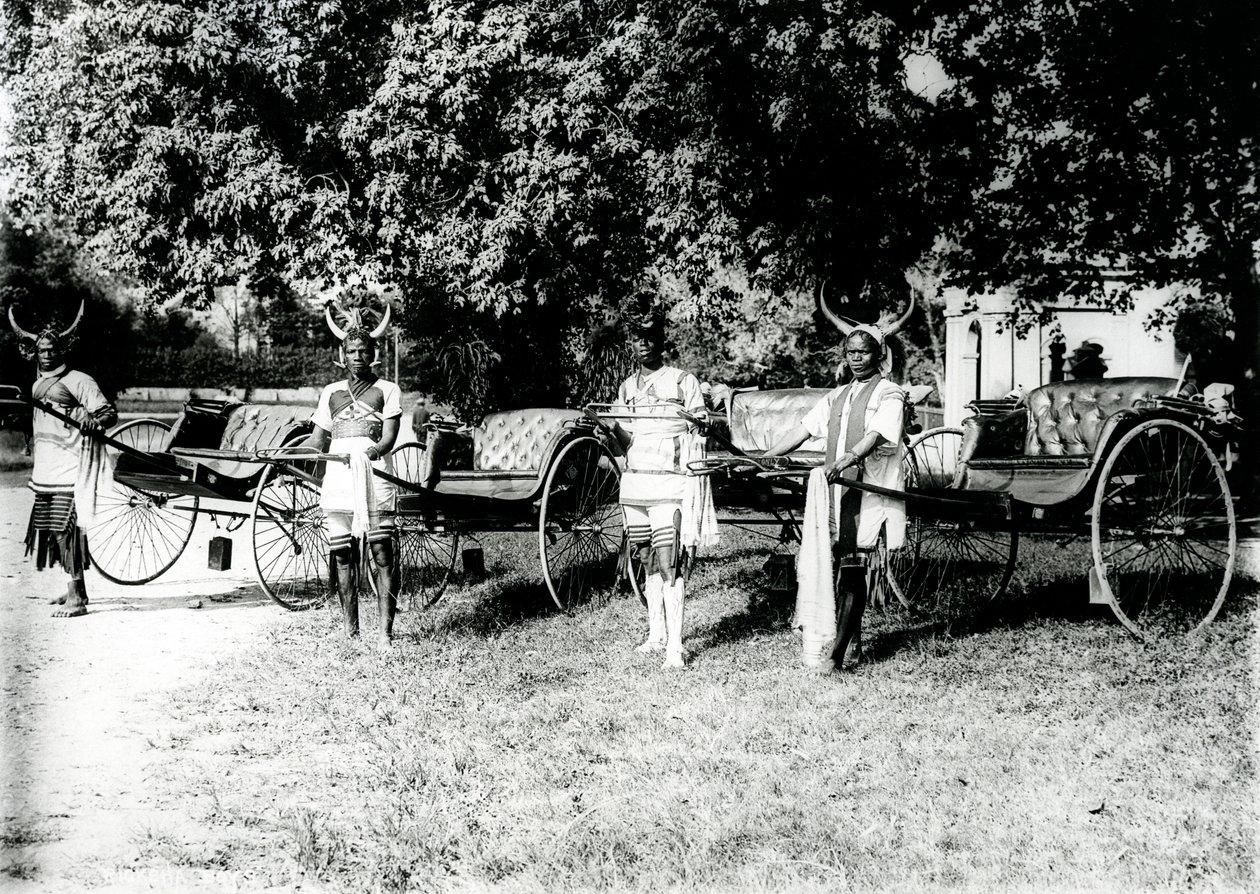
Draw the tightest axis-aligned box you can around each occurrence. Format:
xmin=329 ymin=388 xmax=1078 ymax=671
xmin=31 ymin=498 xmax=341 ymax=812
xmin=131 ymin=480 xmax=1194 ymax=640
xmin=815 ymin=281 xmax=913 ymax=382
xmin=324 ymin=296 xmax=391 ymax=369
xmin=7 ymin=301 xmax=85 ymax=361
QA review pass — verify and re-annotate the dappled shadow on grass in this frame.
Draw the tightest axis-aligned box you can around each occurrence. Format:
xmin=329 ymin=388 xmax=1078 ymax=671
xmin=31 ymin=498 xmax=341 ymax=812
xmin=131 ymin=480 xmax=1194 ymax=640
xmin=949 ymin=575 xmax=1102 ymax=636
xmin=861 ymin=613 xmax=949 ymax=664
xmin=417 ymin=580 xmax=555 ymax=638
xmin=687 ymin=563 xmax=795 ymax=655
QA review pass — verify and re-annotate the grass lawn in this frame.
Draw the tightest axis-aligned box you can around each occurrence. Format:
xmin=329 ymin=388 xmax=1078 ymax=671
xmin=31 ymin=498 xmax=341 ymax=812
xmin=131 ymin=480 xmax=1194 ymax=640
xmin=144 ymin=528 xmax=1255 ymax=893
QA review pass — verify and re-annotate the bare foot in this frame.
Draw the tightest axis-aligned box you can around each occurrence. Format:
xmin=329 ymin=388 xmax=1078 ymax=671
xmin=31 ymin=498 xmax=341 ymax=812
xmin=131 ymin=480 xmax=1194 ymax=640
xmin=662 ymin=649 xmax=686 ymax=669
xmin=52 ymin=601 xmax=87 ymax=618
xmin=47 ymin=595 xmax=66 ymax=605
xmin=635 ymin=639 xmax=665 ymax=654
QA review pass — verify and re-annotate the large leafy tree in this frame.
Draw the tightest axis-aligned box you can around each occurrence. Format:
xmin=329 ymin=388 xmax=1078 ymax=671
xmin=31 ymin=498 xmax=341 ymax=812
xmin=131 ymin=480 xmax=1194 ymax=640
xmin=2 ymin=0 xmax=927 ymax=416
xmin=4 ymin=0 xmax=1250 ymax=427
xmin=918 ymin=0 xmax=1257 ymax=369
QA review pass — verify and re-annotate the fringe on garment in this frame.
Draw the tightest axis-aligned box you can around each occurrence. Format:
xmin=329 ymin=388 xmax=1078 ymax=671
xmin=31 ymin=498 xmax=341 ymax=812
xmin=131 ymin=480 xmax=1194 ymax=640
xmin=24 ymin=493 xmax=89 ymax=575
xmin=680 ymin=431 xmax=720 ymax=550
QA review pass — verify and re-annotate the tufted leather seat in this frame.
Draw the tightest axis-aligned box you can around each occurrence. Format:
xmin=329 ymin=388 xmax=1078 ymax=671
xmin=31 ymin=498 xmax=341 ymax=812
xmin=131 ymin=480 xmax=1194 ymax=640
xmin=1024 ymin=378 xmax=1176 ymax=456
xmin=427 ymin=408 xmax=584 ymax=502
xmin=959 ymin=377 xmax=1178 ymax=504
xmin=726 ymin=388 xmax=829 ymax=455
xmin=203 ymin=404 xmax=313 ymax=479
xmin=472 ymin=408 xmax=583 ymax=471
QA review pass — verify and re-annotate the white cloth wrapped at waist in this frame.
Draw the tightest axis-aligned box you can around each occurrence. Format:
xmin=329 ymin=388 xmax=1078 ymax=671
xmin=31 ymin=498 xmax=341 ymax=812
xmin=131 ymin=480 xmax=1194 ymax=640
xmin=320 ymin=436 xmax=396 ymax=533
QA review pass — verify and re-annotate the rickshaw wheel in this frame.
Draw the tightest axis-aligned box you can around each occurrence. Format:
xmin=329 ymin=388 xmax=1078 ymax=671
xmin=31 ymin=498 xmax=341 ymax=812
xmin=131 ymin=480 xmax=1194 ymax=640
xmin=89 ymin=419 xmax=198 ymax=585
xmin=395 ymin=526 xmax=459 ymax=610
xmin=250 ymin=457 xmax=328 ymax=611
xmin=539 ymin=437 xmax=624 ymax=611
xmin=886 ymin=426 xmax=1018 ymax=615
xmin=1091 ymin=419 xmax=1235 ymax=639
xmin=390 ymin=442 xmax=459 ymax=610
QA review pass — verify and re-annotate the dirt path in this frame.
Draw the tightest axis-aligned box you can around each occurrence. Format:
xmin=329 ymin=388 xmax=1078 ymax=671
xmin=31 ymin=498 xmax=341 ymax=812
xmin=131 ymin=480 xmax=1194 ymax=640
xmin=0 ymin=470 xmax=288 ymax=892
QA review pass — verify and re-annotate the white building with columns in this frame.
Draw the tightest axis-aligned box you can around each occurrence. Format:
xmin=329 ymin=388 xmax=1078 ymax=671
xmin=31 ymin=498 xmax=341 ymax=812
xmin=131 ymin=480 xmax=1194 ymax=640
xmin=941 ymin=285 xmax=1187 ymax=427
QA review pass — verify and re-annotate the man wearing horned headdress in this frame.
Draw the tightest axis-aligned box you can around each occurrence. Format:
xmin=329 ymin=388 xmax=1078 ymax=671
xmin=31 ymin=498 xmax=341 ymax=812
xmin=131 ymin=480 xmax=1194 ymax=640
xmin=302 ymin=293 xmax=402 ymax=645
xmin=9 ymin=302 xmax=117 ymax=618
xmin=765 ymin=291 xmax=912 ymax=672
xmin=593 ymin=296 xmax=718 ymax=669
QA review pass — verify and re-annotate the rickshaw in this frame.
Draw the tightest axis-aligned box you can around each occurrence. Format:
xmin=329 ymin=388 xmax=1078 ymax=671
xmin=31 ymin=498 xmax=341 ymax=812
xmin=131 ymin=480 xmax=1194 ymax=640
xmin=688 ymin=376 xmax=1238 ymax=639
xmin=46 ymin=395 xmax=624 ymax=613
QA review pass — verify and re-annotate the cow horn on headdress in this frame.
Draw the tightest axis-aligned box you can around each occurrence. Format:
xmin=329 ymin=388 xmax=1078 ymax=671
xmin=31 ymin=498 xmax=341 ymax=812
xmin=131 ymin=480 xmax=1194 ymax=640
xmin=60 ymin=301 xmax=85 ymax=341
xmin=815 ymin=280 xmax=912 ymax=381
xmin=7 ymin=300 xmax=85 ymax=361
xmin=324 ymin=304 xmax=348 ymax=341
xmin=324 ymin=296 xmax=391 ymax=369
xmin=7 ymin=307 xmax=36 ymax=343
xmin=369 ymin=303 xmax=391 ymax=339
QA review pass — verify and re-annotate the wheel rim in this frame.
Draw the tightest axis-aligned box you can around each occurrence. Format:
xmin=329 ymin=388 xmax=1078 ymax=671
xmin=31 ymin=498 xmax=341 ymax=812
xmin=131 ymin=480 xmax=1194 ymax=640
xmin=628 ymin=545 xmax=647 ymax=605
xmin=397 ymin=526 xmax=459 ymax=610
xmin=887 ymin=426 xmax=1017 ymax=615
xmin=88 ymin=420 xmax=197 ymax=584
xmin=389 ymin=442 xmax=459 ymax=609
xmin=539 ymin=438 xmax=624 ymax=611
xmin=391 ymin=442 xmax=428 ymax=487
xmin=251 ymin=461 xmax=329 ymax=610
xmin=906 ymin=426 xmax=963 ymax=489
xmin=1091 ymin=419 xmax=1235 ymax=638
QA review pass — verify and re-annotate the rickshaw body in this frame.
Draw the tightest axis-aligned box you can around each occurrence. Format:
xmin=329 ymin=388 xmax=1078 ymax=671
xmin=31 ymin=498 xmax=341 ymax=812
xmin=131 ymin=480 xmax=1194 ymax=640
xmin=91 ymin=400 xmax=314 ymax=588
xmin=93 ymin=400 xmax=624 ymax=614
xmin=692 ymin=376 xmax=1238 ymax=640
xmin=890 ymin=376 xmax=1238 ymax=638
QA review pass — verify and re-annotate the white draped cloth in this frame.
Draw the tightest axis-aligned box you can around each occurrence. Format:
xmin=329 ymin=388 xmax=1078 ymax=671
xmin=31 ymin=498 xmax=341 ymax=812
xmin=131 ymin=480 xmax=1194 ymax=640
xmin=74 ymin=436 xmax=114 ymax=529
xmin=795 ymin=467 xmax=838 ymax=664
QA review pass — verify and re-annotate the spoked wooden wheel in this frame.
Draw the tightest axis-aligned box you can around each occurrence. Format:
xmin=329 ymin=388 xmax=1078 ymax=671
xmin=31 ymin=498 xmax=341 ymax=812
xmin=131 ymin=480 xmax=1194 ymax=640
xmin=395 ymin=527 xmax=459 ymax=610
xmin=390 ymin=442 xmax=459 ymax=609
xmin=1091 ymin=419 xmax=1235 ymax=638
xmin=88 ymin=419 xmax=198 ymax=584
xmin=904 ymin=427 xmax=963 ymax=489
xmin=539 ymin=437 xmax=624 ymax=611
xmin=250 ymin=459 xmax=328 ymax=611
xmin=886 ymin=426 xmax=1017 ymax=615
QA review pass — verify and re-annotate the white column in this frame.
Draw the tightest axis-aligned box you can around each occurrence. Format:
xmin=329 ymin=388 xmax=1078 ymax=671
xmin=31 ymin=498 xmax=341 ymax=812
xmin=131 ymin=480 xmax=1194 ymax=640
xmin=979 ymin=314 xmax=1013 ymax=401
xmin=943 ymin=313 xmax=977 ymax=428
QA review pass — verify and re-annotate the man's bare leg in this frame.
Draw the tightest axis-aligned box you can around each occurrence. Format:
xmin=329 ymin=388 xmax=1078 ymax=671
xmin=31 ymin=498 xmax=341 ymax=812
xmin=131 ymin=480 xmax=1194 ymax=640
xmin=370 ymin=539 xmax=397 ymax=647
xmin=332 ymin=545 xmax=359 ymax=638
xmin=831 ymin=564 xmax=867 ymax=671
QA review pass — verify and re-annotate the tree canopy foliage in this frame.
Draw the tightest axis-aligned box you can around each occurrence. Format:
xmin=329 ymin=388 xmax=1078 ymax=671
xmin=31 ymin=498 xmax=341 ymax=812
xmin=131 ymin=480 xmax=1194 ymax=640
xmin=2 ymin=0 xmax=1255 ymax=417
